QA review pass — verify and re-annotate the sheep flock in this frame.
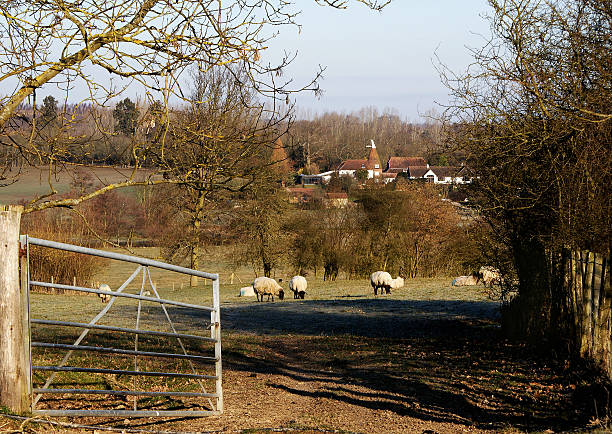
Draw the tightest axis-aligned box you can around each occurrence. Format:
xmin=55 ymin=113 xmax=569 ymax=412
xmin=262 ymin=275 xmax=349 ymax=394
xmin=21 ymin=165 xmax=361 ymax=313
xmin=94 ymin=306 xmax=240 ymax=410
xmin=452 ymin=266 xmax=503 ymax=287
xmin=242 ymin=272 xmax=409 ymax=302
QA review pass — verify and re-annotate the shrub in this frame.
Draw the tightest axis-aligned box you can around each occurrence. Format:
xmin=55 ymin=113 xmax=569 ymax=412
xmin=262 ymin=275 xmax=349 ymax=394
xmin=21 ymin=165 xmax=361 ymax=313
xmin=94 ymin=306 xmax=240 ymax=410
xmin=21 ymin=208 xmax=106 ymax=293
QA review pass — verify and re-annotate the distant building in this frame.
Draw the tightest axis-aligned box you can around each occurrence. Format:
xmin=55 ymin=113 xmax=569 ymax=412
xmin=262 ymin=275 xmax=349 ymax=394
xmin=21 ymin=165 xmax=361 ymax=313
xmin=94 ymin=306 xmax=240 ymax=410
xmin=286 ymin=187 xmax=317 ymax=204
xmin=408 ymin=165 xmax=472 ymax=184
xmin=298 ymin=170 xmax=334 ymax=185
xmin=337 ymin=140 xmax=382 ymax=179
xmin=382 ymin=156 xmax=428 ymax=182
xmin=387 ymin=156 xmax=428 ymax=171
xmin=380 ymin=155 xmax=472 ymax=184
xmin=298 ymin=142 xmax=472 ymax=186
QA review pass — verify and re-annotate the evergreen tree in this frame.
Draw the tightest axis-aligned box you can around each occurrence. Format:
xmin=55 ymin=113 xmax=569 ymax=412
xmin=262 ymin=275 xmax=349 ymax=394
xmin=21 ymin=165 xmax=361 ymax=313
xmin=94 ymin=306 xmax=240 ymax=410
xmin=40 ymin=95 xmax=58 ymax=126
xmin=113 ymin=98 xmax=138 ymax=136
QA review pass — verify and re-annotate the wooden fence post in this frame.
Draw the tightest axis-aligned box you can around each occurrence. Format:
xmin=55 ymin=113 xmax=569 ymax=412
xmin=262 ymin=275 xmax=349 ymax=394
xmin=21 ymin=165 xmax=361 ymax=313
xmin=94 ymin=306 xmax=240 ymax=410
xmin=0 ymin=205 xmax=30 ymax=414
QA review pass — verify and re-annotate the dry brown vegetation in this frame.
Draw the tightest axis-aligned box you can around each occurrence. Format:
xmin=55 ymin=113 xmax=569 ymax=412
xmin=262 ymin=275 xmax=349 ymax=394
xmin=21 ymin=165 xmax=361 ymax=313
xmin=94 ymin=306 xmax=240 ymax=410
xmin=442 ymin=0 xmax=612 ymax=378
xmin=21 ymin=207 xmax=107 ymax=291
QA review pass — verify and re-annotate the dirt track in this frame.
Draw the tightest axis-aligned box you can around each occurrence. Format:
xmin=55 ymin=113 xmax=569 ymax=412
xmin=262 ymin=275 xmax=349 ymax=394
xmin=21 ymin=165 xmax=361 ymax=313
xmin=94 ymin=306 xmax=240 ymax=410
xmin=6 ymin=293 xmax=599 ymax=434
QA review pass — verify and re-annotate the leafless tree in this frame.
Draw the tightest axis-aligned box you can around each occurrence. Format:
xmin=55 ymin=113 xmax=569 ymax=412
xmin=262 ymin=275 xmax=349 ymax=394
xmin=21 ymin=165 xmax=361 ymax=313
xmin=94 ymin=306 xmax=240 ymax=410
xmin=0 ymin=0 xmax=391 ymax=213
xmin=288 ymin=109 xmax=433 ymax=174
xmin=150 ymin=66 xmax=287 ymax=285
xmin=231 ymin=177 xmax=290 ymax=278
xmin=441 ymin=0 xmax=611 ymax=360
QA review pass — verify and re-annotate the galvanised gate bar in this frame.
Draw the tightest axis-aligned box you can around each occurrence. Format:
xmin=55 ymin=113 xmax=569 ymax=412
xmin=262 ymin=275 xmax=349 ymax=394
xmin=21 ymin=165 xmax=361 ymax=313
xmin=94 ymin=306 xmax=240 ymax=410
xmin=21 ymin=235 xmax=223 ymax=417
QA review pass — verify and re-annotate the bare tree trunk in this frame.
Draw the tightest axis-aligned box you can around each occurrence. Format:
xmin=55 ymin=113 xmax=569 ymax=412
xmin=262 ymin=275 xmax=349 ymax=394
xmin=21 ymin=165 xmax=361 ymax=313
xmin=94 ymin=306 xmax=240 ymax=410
xmin=504 ymin=238 xmax=551 ymax=340
xmin=263 ymin=260 xmax=272 ymax=278
xmin=190 ymin=190 xmax=206 ymax=287
xmin=190 ymin=245 xmax=200 ymax=287
xmin=599 ymin=255 xmax=612 ymax=375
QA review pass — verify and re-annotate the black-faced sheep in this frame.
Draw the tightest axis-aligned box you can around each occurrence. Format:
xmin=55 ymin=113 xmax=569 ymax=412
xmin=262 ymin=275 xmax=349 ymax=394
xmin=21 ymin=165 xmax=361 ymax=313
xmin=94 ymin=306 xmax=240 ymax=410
xmin=289 ymin=275 xmax=307 ymax=299
xmin=479 ymin=266 xmax=502 ymax=287
xmin=252 ymin=277 xmax=284 ymax=302
xmin=98 ymin=283 xmax=112 ymax=303
xmin=370 ymin=271 xmax=404 ymax=295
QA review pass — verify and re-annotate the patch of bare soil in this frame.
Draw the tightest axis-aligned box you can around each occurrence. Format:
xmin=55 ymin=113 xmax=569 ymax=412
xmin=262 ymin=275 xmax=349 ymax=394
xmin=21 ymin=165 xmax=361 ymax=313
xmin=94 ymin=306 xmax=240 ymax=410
xmin=3 ymin=298 xmax=606 ymax=433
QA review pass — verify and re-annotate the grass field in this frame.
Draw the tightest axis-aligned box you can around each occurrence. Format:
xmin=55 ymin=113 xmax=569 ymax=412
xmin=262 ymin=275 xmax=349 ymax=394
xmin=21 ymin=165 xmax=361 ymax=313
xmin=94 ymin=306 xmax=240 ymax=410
xmin=31 ymin=246 xmax=495 ymax=330
xmin=3 ymin=246 xmax=604 ymax=433
xmin=0 ymin=165 xmax=150 ymax=204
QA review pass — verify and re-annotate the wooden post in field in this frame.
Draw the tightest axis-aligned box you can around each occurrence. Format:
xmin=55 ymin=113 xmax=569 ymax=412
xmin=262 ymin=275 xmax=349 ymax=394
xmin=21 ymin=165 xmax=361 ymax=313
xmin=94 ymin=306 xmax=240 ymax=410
xmin=19 ymin=235 xmax=32 ymax=410
xmin=0 ymin=205 xmax=30 ymax=414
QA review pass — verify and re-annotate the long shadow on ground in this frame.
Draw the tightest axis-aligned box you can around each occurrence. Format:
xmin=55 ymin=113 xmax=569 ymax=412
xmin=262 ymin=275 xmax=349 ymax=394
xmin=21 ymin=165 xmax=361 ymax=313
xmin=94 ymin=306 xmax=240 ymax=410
xmin=165 ymin=298 xmax=500 ymax=338
xmin=206 ymin=299 xmax=589 ymax=432
xmin=36 ymin=298 xmax=597 ymax=432
xmin=221 ymin=324 xmax=585 ymax=432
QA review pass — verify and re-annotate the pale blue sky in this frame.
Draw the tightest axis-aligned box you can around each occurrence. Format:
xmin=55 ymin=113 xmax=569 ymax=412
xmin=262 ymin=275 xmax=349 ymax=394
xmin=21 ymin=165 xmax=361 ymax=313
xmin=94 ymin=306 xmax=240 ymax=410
xmin=2 ymin=1 xmax=491 ymax=121
xmin=264 ymin=1 xmax=491 ymax=121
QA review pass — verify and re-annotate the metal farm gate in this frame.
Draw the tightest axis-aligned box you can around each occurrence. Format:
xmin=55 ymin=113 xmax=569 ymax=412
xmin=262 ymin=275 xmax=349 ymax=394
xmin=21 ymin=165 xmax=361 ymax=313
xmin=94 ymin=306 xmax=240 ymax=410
xmin=21 ymin=235 xmax=223 ymax=417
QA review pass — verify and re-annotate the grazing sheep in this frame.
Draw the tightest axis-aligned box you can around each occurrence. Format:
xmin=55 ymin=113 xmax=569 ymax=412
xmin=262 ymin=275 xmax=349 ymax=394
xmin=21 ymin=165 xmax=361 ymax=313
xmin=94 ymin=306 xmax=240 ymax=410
xmin=451 ymin=275 xmax=480 ymax=286
xmin=252 ymin=277 xmax=284 ymax=302
xmin=98 ymin=283 xmax=112 ymax=303
xmin=238 ymin=286 xmax=256 ymax=297
xmin=479 ymin=266 xmax=502 ymax=287
xmin=370 ymin=271 xmax=404 ymax=295
xmin=289 ymin=276 xmax=307 ymax=299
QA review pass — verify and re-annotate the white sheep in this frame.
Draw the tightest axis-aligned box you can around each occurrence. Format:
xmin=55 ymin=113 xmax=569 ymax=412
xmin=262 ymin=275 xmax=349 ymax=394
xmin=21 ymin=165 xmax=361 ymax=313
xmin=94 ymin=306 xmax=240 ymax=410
xmin=238 ymin=286 xmax=256 ymax=297
xmin=289 ymin=276 xmax=307 ymax=299
xmin=451 ymin=275 xmax=480 ymax=286
xmin=99 ymin=284 xmax=149 ymax=302
xmin=370 ymin=271 xmax=404 ymax=295
xmin=252 ymin=277 xmax=284 ymax=302
xmin=391 ymin=276 xmax=405 ymax=291
xmin=98 ymin=283 xmax=112 ymax=303
xmin=479 ymin=266 xmax=502 ymax=287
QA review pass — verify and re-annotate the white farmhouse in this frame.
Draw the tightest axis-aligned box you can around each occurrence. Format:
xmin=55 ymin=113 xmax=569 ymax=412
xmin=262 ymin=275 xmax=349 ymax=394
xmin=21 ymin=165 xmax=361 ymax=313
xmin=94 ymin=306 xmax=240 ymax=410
xmin=336 ymin=140 xmax=383 ymax=179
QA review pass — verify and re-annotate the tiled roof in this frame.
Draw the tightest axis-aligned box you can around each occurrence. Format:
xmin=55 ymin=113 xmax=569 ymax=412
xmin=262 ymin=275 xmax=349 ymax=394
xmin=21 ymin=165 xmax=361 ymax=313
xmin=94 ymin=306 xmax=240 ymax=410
xmin=408 ymin=166 xmax=430 ymax=178
xmin=286 ymin=187 xmax=316 ymax=197
xmin=429 ymin=166 xmax=460 ymax=177
xmin=387 ymin=157 xmax=427 ymax=169
xmin=338 ymin=159 xmax=367 ymax=171
xmin=366 ymin=147 xmax=382 ymax=170
xmin=385 ymin=168 xmax=405 ymax=174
